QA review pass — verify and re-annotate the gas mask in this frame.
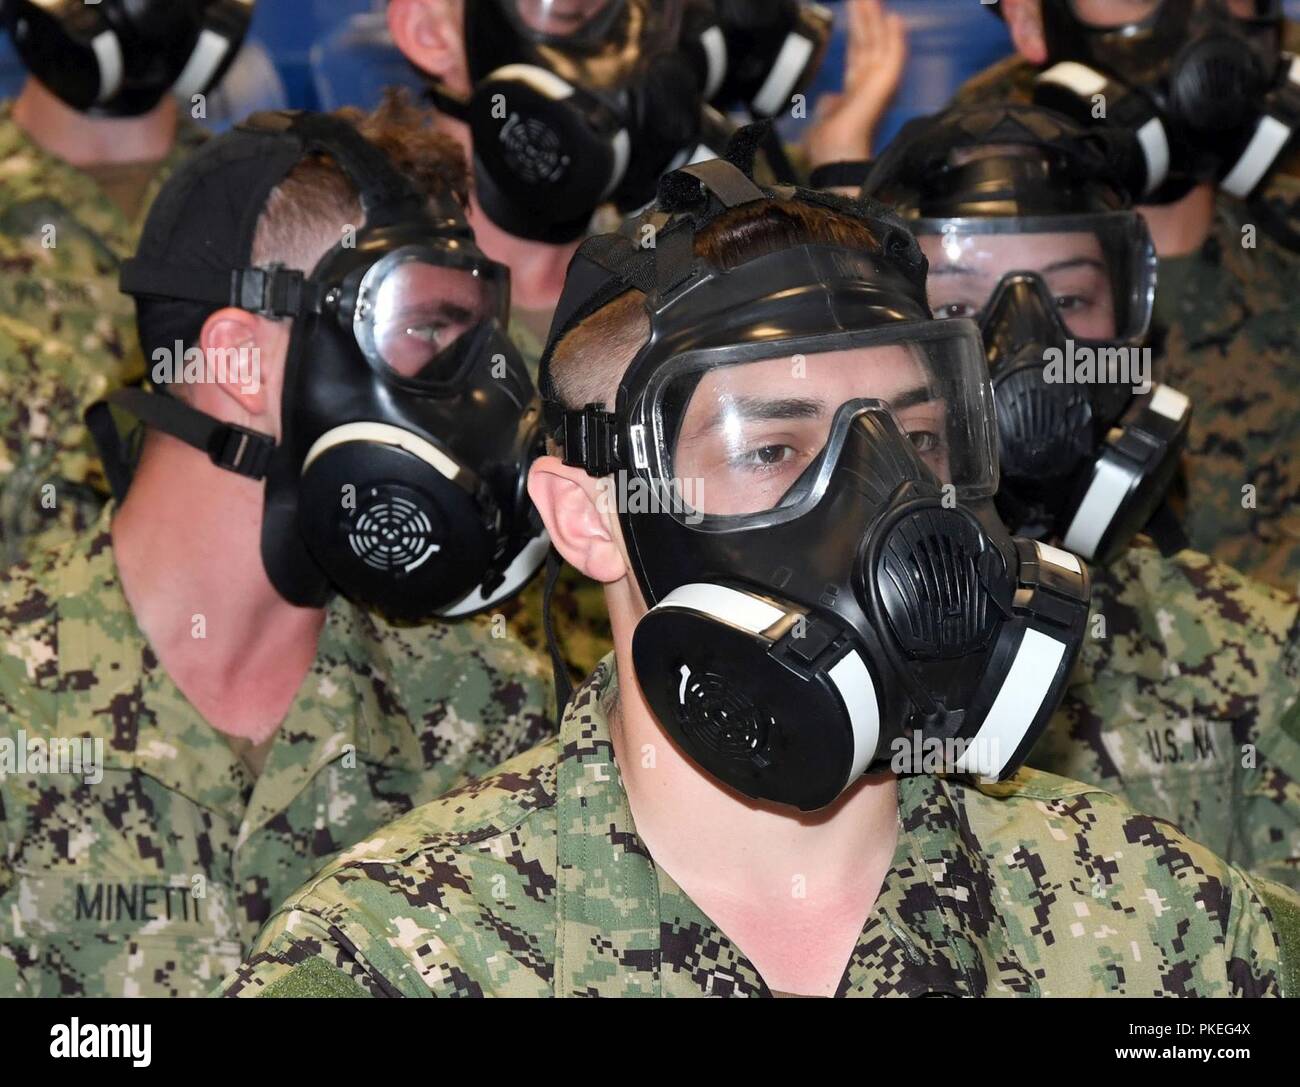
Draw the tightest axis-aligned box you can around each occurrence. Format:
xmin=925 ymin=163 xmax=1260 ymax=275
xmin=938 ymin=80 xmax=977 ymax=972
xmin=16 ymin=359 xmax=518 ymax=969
xmin=541 ymin=159 xmax=1091 ymax=811
xmin=694 ymin=0 xmax=834 ymax=118
xmin=1031 ymin=0 xmax=1300 ymax=201
xmin=915 ymin=215 xmax=1190 ymax=564
xmin=1 ymin=0 xmax=254 ymax=117
xmin=108 ymin=112 xmax=548 ymax=621
xmin=866 ymin=104 xmax=1191 ymax=565
xmin=426 ymin=0 xmax=708 ymax=243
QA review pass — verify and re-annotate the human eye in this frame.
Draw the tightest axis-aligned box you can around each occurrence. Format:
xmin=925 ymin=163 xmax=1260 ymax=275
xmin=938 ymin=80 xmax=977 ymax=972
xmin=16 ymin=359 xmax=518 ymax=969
xmin=731 ymin=442 xmax=797 ymax=471
xmin=907 ymin=430 xmax=941 ymax=454
xmin=932 ymin=301 xmax=980 ymax=320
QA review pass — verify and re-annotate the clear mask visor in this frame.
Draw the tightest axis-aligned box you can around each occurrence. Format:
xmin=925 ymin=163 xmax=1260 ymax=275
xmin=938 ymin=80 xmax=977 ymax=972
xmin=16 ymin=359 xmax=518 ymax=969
xmin=914 ymin=212 xmax=1156 ymax=345
xmin=646 ymin=321 xmax=998 ymax=526
xmin=354 ymin=245 xmax=510 ymax=389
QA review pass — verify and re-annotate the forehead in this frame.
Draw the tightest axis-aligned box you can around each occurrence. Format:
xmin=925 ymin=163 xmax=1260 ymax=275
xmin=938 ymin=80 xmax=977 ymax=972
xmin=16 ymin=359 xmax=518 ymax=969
xmin=918 ymin=230 xmax=1105 ymax=274
xmin=688 ymin=344 xmax=927 ymax=400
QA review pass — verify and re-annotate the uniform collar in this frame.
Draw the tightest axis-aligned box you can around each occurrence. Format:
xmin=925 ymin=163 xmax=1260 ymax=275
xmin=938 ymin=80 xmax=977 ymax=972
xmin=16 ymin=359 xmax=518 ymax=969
xmin=0 ymin=100 xmax=206 ymax=255
xmin=50 ymin=505 xmax=426 ymax=832
xmin=552 ymin=659 xmax=1036 ymax=997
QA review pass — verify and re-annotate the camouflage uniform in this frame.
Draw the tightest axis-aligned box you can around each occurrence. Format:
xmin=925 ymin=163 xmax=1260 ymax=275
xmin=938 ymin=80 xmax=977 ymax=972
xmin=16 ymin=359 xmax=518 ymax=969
xmin=0 ymin=507 xmax=555 ymax=997
xmin=1033 ymin=544 xmax=1300 ymax=891
xmin=222 ymin=657 xmax=1300 ymax=998
xmin=951 ymin=54 xmax=1300 ymax=589
xmin=0 ymin=314 xmax=113 ymax=568
xmin=0 ymin=102 xmax=208 ymax=561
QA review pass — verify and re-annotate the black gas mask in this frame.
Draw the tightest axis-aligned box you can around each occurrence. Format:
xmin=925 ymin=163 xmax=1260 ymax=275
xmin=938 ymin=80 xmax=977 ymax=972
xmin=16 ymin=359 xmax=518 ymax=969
xmin=541 ymin=158 xmax=1091 ymax=811
xmin=975 ymin=271 xmax=1189 ymax=564
xmin=867 ymin=104 xmax=1192 ymax=565
xmin=693 ymin=0 xmax=833 ymax=118
xmin=1031 ymin=0 xmax=1300 ymax=201
xmin=107 ymin=112 xmax=548 ymax=621
xmin=1 ymin=0 xmax=253 ymax=117
xmin=426 ymin=0 xmax=709 ymax=243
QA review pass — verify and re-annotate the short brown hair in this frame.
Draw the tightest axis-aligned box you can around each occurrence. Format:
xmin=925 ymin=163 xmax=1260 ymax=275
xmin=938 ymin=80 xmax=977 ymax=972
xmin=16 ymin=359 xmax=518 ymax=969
xmin=250 ymin=88 xmax=468 ymax=274
xmin=549 ymin=198 xmax=884 ymax=412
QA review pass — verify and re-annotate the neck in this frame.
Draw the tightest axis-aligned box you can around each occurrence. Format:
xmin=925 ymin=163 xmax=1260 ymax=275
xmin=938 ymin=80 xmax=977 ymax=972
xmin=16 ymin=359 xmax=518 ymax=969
xmin=607 ymin=629 xmax=899 ymax=995
xmin=434 ymin=111 xmax=578 ymax=311
xmin=112 ymin=435 xmax=327 ymax=744
xmin=12 ymin=76 xmax=178 ymax=167
xmin=1139 ymin=183 xmax=1217 ymax=258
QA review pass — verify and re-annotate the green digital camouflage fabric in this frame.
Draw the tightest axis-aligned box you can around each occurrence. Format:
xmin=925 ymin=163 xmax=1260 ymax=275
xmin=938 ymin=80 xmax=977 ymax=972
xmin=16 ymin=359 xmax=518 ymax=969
xmin=499 ymin=305 xmax=613 ymax=683
xmin=1153 ymin=201 xmax=1300 ymax=588
xmin=0 ymin=506 xmax=555 ymax=997
xmin=222 ymin=656 xmax=1300 ymax=998
xmin=0 ymin=101 xmax=205 ymax=373
xmin=1033 ymin=544 xmax=1300 ymax=891
xmin=0 ymin=103 xmax=207 ymax=563
xmin=0 ymin=313 xmax=113 ymax=567
xmin=950 ymin=52 xmax=1300 ymax=589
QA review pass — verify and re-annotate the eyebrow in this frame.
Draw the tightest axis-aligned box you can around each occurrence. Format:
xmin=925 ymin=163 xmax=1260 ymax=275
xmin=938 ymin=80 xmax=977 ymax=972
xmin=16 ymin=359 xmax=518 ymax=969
xmin=392 ymin=301 xmax=479 ymax=327
xmin=690 ymin=386 xmax=938 ymax=436
xmin=929 ymin=256 xmax=1107 ymax=278
xmin=1039 ymin=257 xmax=1107 ymax=276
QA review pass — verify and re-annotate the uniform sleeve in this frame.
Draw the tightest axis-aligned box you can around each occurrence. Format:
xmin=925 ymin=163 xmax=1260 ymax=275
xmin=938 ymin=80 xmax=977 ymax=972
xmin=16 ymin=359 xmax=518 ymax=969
xmin=1238 ymin=872 xmax=1300 ymax=999
xmin=219 ymin=904 xmax=405 ymax=998
xmin=218 ymin=875 xmax=483 ymax=999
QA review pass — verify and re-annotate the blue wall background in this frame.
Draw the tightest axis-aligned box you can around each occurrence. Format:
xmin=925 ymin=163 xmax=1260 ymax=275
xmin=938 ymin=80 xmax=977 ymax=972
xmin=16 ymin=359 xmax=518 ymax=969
xmin=4 ymin=1 xmax=1300 ymax=139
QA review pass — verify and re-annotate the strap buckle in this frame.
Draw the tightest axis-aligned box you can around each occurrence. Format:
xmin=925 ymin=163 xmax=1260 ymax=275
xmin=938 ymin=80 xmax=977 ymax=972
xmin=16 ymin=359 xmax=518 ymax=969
xmin=232 ymin=264 xmax=312 ymax=317
xmin=206 ymin=423 xmax=275 ymax=479
xmin=561 ymin=405 xmax=621 ymax=477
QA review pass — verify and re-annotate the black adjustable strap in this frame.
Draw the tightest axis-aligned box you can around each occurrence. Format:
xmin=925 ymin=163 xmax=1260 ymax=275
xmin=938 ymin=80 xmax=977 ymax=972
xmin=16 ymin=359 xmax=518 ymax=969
xmin=119 ymin=259 xmax=324 ymax=318
xmin=542 ymin=547 xmax=574 ymax=720
xmin=760 ymin=124 xmax=799 ymax=185
xmin=84 ymin=397 xmax=141 ymax=504
xmin=86 ymin=388 xmax=276 ymax=495
xmin=1145 ymin=499 xmax=1191 ymax=559
xmin=561 ymin=404 xmax=622 ymax=476
xmin=809 ymin=160 xmax=873 ymax=191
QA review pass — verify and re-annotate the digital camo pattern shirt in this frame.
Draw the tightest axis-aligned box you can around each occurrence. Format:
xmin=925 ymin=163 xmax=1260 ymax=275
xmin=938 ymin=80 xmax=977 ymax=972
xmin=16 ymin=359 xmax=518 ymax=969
xmin=0 ymin=509 xmax=555 ymax=997
xmin=0 ymin=313 xmax=112 ymax=567
xmin=1035 ymin=545 xmax=1300 ymax=890
xmin=0 ymin=103 xmax=207 ymax=563
xmin=222 ymin=658 xmax=1300 ymax=998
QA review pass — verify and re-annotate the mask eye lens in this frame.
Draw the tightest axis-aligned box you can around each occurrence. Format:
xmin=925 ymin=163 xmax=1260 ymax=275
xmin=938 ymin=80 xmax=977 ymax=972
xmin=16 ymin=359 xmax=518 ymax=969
xmin=359 ymin=253 xmax=507 ymax=385
xmin=1068 ymin=0 xmax=1162 ymax=28
xmin=661 ymin=332 xmax=996 ymax=521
